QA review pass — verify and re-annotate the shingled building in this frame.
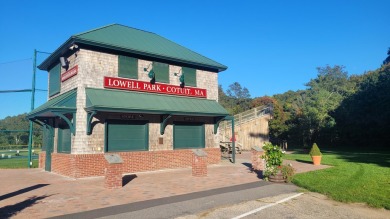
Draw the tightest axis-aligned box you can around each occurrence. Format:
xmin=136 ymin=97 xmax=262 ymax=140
xmin=27 ymin=24 xmax=229 ymax=178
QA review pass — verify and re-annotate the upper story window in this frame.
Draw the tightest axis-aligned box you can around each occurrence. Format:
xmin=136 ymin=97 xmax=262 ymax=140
xmin=49 ymin=64 xmax=61 ymax=97
xmin=152 ymin=62 xmax=169 ymax=83
xmin=118 ymin=55 xmax=138 ymax=79
xmin=182 ymin=67 xmax=196 ymax=87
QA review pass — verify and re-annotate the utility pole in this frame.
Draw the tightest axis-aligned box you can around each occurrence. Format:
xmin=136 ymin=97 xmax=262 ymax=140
xmin=27 ymin=49 xmax=37 ymax=168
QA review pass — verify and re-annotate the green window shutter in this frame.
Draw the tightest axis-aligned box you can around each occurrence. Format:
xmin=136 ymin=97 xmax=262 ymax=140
xmin=118 ymin=56 xmax=138 ymax=79
xmin=49 ymin=64 xmax=61 ymax=97
xmin=182 ymin=67 xmax=196 ymax=87
xmin=57 ymin=125 xmax=71 ymax=153
xmin=153 ymin=62 xmax=169 ymax=83
xmin=106 ymin=120 xmax=148 ymax=152
xmin=174 ymin=123 xmax=205 ymax=149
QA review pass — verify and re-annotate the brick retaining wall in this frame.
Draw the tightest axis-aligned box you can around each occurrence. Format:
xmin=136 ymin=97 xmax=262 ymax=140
xmin=42 ymin=148 xmax=220 ymax=178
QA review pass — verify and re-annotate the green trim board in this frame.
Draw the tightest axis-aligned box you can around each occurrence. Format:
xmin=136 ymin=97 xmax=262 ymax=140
xmin=160 ymin=114 xmax=172 ymax=135
xmin=52 ymin=112 xmax=76 ymax=135
xmin=105 ymin=120 xmax=149 ymax=152
xmin=173 ymin=122 xmax=205 ymax=149
xmin=43 ymin=122 xmax=54 ymax=172
xmin=38 ymin=24 xmax=227 ymax=72
xmin=57 ymin=124 xmax=71 ymax=153
xmin=86 ymin=111 xmax=97 ymax=135
xmin=27 ymin=89 xmax=77 ymax=119
xmin=85 ymin=88 xmax=229 ymax=117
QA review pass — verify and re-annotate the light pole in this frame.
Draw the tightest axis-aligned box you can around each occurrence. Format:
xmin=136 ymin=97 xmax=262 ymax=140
xmin=27 ymin=49 xmax=51 ymax=168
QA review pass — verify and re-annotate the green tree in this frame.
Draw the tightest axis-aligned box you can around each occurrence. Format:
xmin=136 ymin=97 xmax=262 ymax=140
xmin=301 ymin=65 xmax=354 ymax=145
xmin=226 ymin=82 xmax=251 ymax=114
xmin=252 ymin=96 xmax=288 ymax=141
xmin=334 ymin=64 xmax=390 ymax=148
xmin=219 ymin=82 xmax=252 ymax=115
xmin=0 ymin=113 xmax=42 ymax=146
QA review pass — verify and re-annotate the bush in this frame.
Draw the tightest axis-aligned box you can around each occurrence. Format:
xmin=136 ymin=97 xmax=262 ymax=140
xmin=281 ymin=164 xmax=295 ymax=182
xmin=261 ymin=142 xmax=283 ymax=168
xmin=309 ymin=143 xmax=322 ymax=156
xmin=261 ymin=142 xmax=284 ymax=180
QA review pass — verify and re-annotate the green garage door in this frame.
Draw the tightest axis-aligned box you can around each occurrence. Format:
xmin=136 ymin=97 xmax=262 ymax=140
xmin=174 ymin=122 xmax=205 ymax=149
xmin=106 ymin=120 xmax=148 ymax=152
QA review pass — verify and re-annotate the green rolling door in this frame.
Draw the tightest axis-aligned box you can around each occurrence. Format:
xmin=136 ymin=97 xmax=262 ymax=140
xmin=106 ymin=120 xmax=148 ymax=152
xmin=174 ymin=122 xmax=205 ymax=149
xmin=43 ymin=125 xmax=54 ymax=171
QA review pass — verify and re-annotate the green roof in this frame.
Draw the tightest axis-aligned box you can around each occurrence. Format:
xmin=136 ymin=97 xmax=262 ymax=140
xmin=39 ymin=24 xmax=227 ymax=72
xmin=27 ymin=89 xmax=77 ymax=118
xmin=86 ymin=88 xmax=229 ymax=117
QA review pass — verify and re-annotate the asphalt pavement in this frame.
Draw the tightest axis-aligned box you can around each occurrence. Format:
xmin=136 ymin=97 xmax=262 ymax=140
xmin=50 ymin=182 xmax=298 ymax=219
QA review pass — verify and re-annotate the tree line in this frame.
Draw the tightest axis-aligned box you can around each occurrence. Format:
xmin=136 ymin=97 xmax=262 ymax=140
xmin=1 ymin=49 xmax=389 ymax=149
xmin=220 ymin=49 xmax=389 ymax=149
xmin=0 ymin=113 xmax=42 ymax=146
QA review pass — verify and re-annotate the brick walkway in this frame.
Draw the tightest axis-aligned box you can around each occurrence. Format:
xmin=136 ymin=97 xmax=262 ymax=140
xmin=0 ymin=152 xmax=330 ymax=218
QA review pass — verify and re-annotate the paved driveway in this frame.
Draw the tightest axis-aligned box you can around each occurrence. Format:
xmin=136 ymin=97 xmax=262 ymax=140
xmin=176 ymin=192 xmax=389 ymax=219
xmin=0 ymin=152 xmax=331 ymax=218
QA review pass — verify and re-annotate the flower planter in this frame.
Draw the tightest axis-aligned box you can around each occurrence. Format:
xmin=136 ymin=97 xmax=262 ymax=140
xmin=311 ymin=155 xmax=322 ymax=165
xmin=268 ymin=170 xmax=285 ymax=183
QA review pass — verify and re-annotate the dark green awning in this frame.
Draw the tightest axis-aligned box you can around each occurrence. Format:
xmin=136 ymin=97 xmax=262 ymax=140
xmin=26 ymin=89 xmax=77 ymax=119
xmin=85 ymin=88 xmax=229 ymax=117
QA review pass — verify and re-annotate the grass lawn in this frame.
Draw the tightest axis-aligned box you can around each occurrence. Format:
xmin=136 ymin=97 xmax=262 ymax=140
xmin=0 ymin=157 xmax=38 ymax=168
xmin=0 ymin=148 xmax=41 ymax=156
xmin=284 ymin=149 xmax=390 ymax=209
xmin=0 ymin=148 xmax=40 ymax=168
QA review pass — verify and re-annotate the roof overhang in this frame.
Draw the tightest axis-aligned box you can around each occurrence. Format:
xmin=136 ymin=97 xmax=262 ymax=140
xmin=38 ymin=24 xmax=228 ymax=72
xmin=26 ymin=89 xmax=77 ymax=119
xmin=39 ymin=37 xmax=227 ymax=72
xmin=85 ymin=88 xmax=229 ymax=117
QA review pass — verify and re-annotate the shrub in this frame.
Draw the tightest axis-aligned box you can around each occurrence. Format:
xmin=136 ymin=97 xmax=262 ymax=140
xmin=261 ymin=142 xmax=284 ymax=180
xmin=261 ymin=142 xmax=283 ymax=168
xmin=309 ymin=143 xmax=322 ymax=156
xmin=281 ymin=164 xmax=295 ymax=182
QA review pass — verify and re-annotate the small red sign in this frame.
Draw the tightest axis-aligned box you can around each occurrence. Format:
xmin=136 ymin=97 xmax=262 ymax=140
xmin=104 ymin=76 xmax=207 ymax=98
xmin=61 ymin=65 xmax=78 ymax=82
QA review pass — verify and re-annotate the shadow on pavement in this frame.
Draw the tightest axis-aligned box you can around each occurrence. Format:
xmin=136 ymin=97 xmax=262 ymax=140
xmin=122 ymin=174 xmax=137 ymax=186
xmin=295 ymin=159 xmax=313 ymax=164
xmin=0 ymin=195 xmax=50 ymax=218
xmin=0 ymin=184 xmax=49 ymax=201
xmin=242 ymin=162 xmax=263 ymax=179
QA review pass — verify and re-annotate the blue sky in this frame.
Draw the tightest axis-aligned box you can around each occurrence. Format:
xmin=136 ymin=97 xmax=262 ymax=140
xmin=0 ymin=0 xmax=389 ymax=119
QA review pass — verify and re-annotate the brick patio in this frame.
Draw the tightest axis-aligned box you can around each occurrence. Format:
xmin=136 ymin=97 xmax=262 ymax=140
xmin=0 ymin=152 xmax=330 ymax=218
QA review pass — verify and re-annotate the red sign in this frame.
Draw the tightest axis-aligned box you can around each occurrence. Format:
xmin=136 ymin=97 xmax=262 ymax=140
xmin=61 ymin=65 xmax=78 ymax=82
xmin=104 ymin=76 xmax=207 ymax=98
